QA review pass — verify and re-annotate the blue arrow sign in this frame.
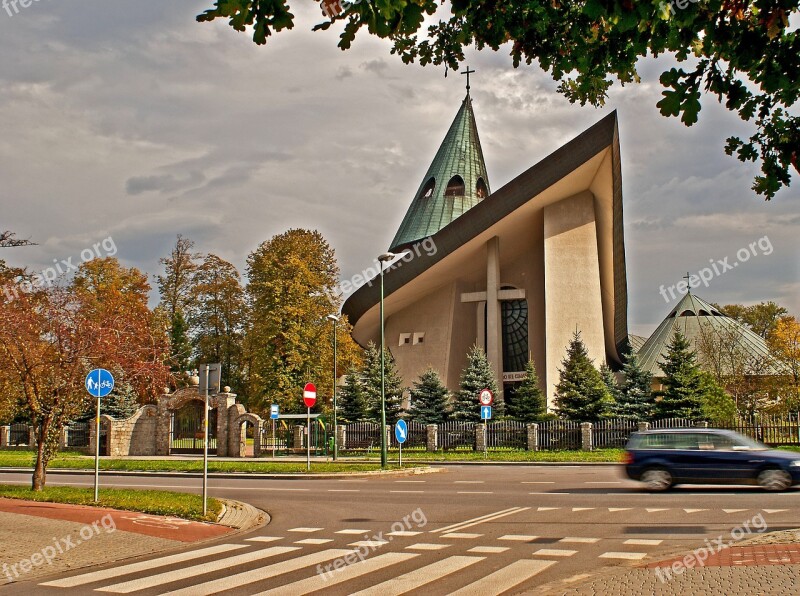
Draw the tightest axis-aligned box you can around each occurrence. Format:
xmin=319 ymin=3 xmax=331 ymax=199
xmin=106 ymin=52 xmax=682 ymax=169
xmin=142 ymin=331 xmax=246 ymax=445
xmin=270 ymin=404 xmax=280 ymax=420
xmin=481 ymin=405 xmax=492 ymax=420
xmin=85 ymin=369 xmax=114 ymax=398
xmin=395 ymin=419 xmax=408 ymax=444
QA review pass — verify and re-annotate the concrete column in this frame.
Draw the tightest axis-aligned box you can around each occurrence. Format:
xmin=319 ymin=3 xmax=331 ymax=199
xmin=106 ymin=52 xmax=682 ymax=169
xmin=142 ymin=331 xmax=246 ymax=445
xmin=385 ymin=425 xmax=392 ymax=451
xmin=426 ymin=424 xmax=438 ymax=452
xmin=59 ymin=427 xmax=68 ymax=450
xmin=485 ymin=236 xmax=503 ymax=406
xmin=581 ymin=422 xmax=593 ymax=451
xmin=336 ymin=425 xmax=346 ymax=451
xmin=293 ymin=425 xmax=304 ymax=450
xmin=88 ymin=422 xmax=97 ymax=456
xmin=28 ymin=426 xmax=36 ymax=448
xmin=0 ymin=426 xmax=8 ymax=447
xmin=476 ymin=423 xmax=487 ymax=451
xmin=527 ymin=423 xmax=539 ymax=451
xmin=637 ymin=422 xmax=650 ymax=432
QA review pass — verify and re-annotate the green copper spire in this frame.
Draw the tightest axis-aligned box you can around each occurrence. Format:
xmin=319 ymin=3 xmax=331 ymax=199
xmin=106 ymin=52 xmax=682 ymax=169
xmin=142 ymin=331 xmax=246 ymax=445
xmin=390 ymin=94 xmax=490 ymax=252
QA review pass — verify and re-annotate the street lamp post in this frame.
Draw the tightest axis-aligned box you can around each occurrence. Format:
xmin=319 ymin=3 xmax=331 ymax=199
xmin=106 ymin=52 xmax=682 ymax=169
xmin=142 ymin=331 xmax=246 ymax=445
xmin=378 ymin=252 xmax=396 ymax=468
xmin=326 ymin=313 xmax=340 ymax=461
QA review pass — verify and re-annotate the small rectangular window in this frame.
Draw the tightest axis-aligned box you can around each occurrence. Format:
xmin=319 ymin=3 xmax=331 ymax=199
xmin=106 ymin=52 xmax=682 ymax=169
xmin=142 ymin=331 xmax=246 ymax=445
xmin=399 ymin=333 xmax=412 ymax=347
xmin=413 ymin=332 xmax=425 ymax=345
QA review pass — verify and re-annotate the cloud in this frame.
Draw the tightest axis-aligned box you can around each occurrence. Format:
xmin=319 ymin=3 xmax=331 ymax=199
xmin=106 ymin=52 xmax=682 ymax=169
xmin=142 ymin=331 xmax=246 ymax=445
xmin=360 ymin=59 xmax=390 ymax=77
xmin=126 ymin=171 xmax=206 ymax=195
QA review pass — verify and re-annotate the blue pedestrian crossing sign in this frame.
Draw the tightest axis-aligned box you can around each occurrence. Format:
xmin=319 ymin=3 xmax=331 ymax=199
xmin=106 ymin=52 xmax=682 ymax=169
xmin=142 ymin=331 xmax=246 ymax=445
xmin=85 ymin=369 xmax=114 ymax=398
xmin=395 ymin=419 xmax=408 ymax=444
xmin=481 ymin=405 xmax=492 ymax=420
xmin=270 ymin=404 xmax=280 ymax=420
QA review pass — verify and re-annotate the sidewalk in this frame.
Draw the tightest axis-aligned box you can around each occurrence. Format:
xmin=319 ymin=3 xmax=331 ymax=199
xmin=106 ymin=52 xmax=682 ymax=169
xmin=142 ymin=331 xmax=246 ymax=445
xmin=0 ymin=497 xmax=264 ymax=586
xmin=539 ymin=530 xmax=800 ymax=595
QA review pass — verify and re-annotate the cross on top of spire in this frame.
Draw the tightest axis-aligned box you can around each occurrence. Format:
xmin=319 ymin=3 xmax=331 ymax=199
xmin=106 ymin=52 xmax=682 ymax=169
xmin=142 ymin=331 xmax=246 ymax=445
xmin=683 ymin=271 xmax=692 ymax=293
xmin=461 ymin=66 xmax=475 ymax=94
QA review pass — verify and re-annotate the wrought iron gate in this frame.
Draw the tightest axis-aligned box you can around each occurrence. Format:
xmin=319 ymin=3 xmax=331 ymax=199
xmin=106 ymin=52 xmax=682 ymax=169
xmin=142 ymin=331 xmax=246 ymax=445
xmin=170 ymin=401 xmax=217 ymax=454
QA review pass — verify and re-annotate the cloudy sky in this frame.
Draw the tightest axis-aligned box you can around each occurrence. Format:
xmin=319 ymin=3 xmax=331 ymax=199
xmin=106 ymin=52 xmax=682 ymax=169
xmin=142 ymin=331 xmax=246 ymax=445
xmin=1 ymin=1 xmax=798 ymax=337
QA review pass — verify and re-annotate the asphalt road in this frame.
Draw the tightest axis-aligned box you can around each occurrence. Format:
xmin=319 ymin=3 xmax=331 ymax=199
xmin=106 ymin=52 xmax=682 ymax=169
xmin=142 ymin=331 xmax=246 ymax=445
xmin=3 ymin=465 xmax=799 ymax=594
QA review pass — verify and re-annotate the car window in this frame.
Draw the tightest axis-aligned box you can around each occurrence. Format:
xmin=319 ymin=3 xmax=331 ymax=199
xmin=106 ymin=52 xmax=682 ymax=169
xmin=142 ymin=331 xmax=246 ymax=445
xmin=635 ymin=433 xmax=701 ymax=450
xmin=697 ymin=433 xmax=735 ymax=450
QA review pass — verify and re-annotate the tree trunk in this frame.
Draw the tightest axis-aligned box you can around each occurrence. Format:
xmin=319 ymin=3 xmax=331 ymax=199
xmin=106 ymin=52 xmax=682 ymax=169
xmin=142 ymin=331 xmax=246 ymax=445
xmin=31 ymin=422 xmax=48 ymax=491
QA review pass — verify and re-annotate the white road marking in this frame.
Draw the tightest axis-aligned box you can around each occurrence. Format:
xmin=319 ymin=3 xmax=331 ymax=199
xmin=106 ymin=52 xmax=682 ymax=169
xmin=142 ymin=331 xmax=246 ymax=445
xmin=533 ymin=549 xmax=577 ymax=557
xmin=349 ymin=540 xmax=389 ymax=548
xmin=432 ymin=506 xmax=530 ymax=534
xmin=159 ymin=549 xmax=354 ymax=596
xmin=537 ymin=507 xmax=559 ymax=511
xmin=442 ymin=533 xmax=483 ymax=539
xmin=295 ymin=538 xmax=334 ymax=545
xmin=722 ymin=509 xmax=748 ymax=513
xmin=448 ymin=559 xmax=556 ymax=596
xmin=572 ymin=508 xmax=595 ymax=512
xmin=457 ymin=491 xmax=493 ymax=494
xmin=624 ymin=539 xmax=662 ymax=546
xmin=467 ymin=546 xmax=510 ymax=553
xmin=245 ymin=537 xmax=282 ymax=543
xmin=289 ymin=527 xmax=324 ymax=533
xmin=646 ymin=508 xmax=669 ymax=513
xmin=336 ymin=529 xmax=372 ymax=535
xmin=529 ymin=492 xmax=568 ymax=495
xmin=386 ymin=530 xmax=422 ymax=537
xmin=349 ymin=555 xmax=484 ymax=596
xmin=499 ymin=535 xmax=538 ymax=541
xmin=599 ymin=552 xmax=647 ymax=560
xmin=39 ymin=544 xmax=247 ymax=588
xmin=763 ymin=509 xmax=788 ymax=513
xmin=560 ymin=537 xmax=600 ymax=544
xmin=406 ymin=543 xmax=450 ymax=550
xmin=253 ymin=552 xmax=419 ymax=596
xmin=683 ymin=509 xmax=708 ymax=513
xmin=608 ymin=508 xmax=632 ymax=512
xmin=97 ymin=546 xmax=300 ymax=593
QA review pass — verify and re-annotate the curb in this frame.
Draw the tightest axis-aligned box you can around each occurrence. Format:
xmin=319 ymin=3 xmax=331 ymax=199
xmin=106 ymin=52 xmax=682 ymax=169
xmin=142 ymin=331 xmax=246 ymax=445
xmin=215 ymin=498 xmax=269 ymax=535
xmin=0 ymin=466 xmax=444 ymax=480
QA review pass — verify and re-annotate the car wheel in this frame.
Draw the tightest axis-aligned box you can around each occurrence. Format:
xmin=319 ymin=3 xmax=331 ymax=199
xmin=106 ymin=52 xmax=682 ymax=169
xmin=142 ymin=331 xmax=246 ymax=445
xmin=641 ymin=468 xmax=672 ymax=491
xmin=757 ymin=468 xmax=792 ymax=492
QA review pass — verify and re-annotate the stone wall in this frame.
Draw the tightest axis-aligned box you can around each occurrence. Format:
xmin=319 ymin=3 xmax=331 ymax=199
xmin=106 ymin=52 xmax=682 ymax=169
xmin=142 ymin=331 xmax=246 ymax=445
xmin=104 ymin=405 xmax=158 ymax=457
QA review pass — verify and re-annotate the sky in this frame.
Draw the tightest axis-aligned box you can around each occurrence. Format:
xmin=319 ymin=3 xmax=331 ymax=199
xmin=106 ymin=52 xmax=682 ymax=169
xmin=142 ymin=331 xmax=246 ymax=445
xmin=1 ymin=1 xmax=798 ymax=338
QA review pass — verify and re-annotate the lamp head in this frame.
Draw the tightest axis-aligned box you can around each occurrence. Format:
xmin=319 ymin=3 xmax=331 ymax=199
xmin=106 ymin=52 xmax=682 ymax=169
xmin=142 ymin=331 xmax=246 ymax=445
xmin=378 ymin=252 xmax=397 ymax=263
xmin=326 ymin=314 xmax=340 ymax=322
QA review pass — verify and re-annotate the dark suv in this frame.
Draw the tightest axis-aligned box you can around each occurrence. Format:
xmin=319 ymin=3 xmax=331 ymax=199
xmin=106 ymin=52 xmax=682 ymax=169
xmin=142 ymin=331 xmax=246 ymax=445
xmin=623 ymin=428 xmax=800 ymax=491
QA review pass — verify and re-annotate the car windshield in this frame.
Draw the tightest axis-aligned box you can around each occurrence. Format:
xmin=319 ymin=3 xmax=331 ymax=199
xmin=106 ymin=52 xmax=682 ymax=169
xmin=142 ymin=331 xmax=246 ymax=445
xmin=729 ymin=434 xmax=769 ymax=450
xmin=627 ymin=431 xmax=769 ymax=451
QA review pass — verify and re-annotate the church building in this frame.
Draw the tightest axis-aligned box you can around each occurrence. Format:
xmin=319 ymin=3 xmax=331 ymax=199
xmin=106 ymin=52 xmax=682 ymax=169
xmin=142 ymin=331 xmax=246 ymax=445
xmin=342 ymin=86 xmax=629 ymax=409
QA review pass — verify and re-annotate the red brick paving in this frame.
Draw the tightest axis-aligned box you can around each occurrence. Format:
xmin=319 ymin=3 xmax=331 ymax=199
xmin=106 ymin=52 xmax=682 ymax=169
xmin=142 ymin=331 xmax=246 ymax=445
xmin=0 ymin=498 xmax=231 ymax=542
xmin=646 ymin=544 xmax=800 ymax=568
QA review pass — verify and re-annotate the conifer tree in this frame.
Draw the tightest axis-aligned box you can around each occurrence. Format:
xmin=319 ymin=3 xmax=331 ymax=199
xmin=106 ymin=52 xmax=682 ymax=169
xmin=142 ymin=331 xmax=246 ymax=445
xmin=406 ymin=368 xmax=450 ymax=424
xmin=362 ymin=342 xmax=405 ymax=423
xmin=507 ymin=360 xmax=547 ymax=422
xmin=452 ymin=345 xmax=500 ymax=421
xmin=102 ymin=381 xmax=142 ymax=420
xmin=338 ymin=365 xmax=368 ymax=424
xmin=600 ymin=364 xmax=621 ymax=418
xmin=613 ymin=351 xmax=655 ymax=420
xmin=655 ymin=331 xmax=705 ymax=420
xmin=554 ymin=331 xmax=612 ymax=421
xmin=698 ymin=371 xmax=737 ymax=424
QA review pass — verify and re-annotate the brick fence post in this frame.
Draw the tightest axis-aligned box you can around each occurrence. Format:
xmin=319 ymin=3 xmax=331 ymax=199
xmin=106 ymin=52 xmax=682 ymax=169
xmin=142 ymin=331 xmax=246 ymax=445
xmin=0 ymin=425 xmax=8 ymax=447
xmin=293 ymin=425 xmax=304 ymax=450
xmin=695 ymin=421 xmax=709 ymax=428
xmin=637 ymin=421 xmax=650 ymax=432
xmin=426 ymin=424 xmax=438 ymax=451
xmin=28 ymin=425 xmax=37 ymax=448
xmin=59 ymin=427 xmax=68 ymax=450
xmin=527 ymin=423 xmax=539 ymax=451
xmin=337 ymin=425 xmax=346 ymax=451
xmin=476 ymin=423 xmax=487 ymax=451
xmin=581 ymin=422 xmax=593 ymax=451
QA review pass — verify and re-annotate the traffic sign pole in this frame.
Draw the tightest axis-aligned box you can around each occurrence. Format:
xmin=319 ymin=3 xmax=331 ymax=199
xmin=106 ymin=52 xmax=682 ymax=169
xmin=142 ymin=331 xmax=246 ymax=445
xmin=94 ymin=391 xmax=100 ymax=502
xmin=307 ymin=407 xmax=311 ymax=471
xmin=202 ymin=364 xmax=209 ymax=517
xmin=86 ymin=368 xmax=114 ymax=503
xmin=303 ymin=384 xmax=317 ymax=471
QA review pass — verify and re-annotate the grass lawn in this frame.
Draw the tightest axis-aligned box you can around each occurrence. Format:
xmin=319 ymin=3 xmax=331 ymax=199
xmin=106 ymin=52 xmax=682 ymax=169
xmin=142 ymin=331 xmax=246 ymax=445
xmin=341 ymin=449 xmax=627 ymax=462
xmin=0 ymin=485 xmax=223 ymax=522
xmin=0 ymin=450 xmax=412 ymax=473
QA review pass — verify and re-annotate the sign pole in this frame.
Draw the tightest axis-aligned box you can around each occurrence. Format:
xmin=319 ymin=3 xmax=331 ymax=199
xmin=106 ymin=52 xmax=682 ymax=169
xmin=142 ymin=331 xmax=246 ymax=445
xmin=94 ymin=388 xmax=100 ymax=502
xmin=272 ymin=418 xmax=276 ymax=458
xmin=306 ymin=407 xmax=311 ymax=471
xmin=399 ymin=441 xmax=402 ymax=468
xmin=202 ymin=364 xmax=209 ymax=517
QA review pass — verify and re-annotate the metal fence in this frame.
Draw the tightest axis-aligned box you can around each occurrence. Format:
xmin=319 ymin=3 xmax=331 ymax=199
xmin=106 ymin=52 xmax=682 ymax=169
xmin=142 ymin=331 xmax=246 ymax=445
xmin=66 ymin=422 xmax=90 ymax=448
xmin=9 ymin=424 xmax=31 ymax=446
xmin=345 ymin=422 xmax=383 ymax=451
xmin=538 ymin=419 xmax=581 ymax=450
xmin=593 ymin=418 xmax=638 ymax=449
xmin=486 ymin=420 xmax=527 ymax=450
xmin=259 ymin=420 xmax=294 ymax=455
xmin=717 ymin=414 xmax=800 ymax=446
xmin=439 ymin=421 xmax=476 ymax=450
xmin=650 ymin=418 xmax=695 ymax=429
xmin=389 ymin=421 xmax=427 ymax=450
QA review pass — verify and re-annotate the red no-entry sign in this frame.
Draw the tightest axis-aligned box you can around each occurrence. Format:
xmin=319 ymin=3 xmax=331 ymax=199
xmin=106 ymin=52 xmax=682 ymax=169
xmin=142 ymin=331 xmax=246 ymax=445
xmin=303 ymin=383 xmax=317 ymax=408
